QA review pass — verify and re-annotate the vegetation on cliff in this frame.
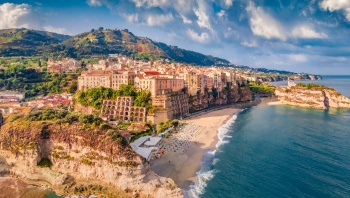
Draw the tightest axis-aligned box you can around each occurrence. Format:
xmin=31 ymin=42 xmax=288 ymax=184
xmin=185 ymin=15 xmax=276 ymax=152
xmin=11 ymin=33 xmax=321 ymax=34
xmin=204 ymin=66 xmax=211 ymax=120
xmin=0 ymin=108 xmax=139 ymax=162
xmin=295 ymin=83 xmax=336 ymax=91
xmin=0 ymin=65 xmax=78 ymax=98
xmin=249 ymin=82 xmax=275 ymax=94
xmin=156 ymin=120 xmax=179 ymax=134
xmin=75 ymin=85 xmax=151 ymax=109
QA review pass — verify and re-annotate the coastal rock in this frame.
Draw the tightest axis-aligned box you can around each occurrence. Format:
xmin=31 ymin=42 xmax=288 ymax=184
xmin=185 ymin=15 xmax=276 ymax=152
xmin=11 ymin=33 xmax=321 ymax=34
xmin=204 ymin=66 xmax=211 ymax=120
xmin=0 ymin=121 xmax=183 ymax=198
xmin=275 ymin=85 xmax=350 ymax=109
xmin=256 ymin=74 xmax=322 ymax=82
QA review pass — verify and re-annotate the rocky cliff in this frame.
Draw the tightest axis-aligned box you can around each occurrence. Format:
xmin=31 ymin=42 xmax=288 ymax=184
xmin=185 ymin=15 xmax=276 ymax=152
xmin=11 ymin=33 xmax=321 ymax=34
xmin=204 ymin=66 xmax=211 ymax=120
xmin=275 ymin=85 xmax=350 ymax=109
xmin=0 ymin=114 xmax=183 ymax=197
xmin=257 ymin=74 xmax=322 ymax=82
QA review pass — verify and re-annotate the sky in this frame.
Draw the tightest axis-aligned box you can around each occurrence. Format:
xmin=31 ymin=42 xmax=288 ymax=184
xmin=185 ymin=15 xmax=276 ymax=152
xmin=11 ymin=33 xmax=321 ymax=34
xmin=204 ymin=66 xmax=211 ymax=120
xmin=0 ymin=0 xmax=350 ymax=75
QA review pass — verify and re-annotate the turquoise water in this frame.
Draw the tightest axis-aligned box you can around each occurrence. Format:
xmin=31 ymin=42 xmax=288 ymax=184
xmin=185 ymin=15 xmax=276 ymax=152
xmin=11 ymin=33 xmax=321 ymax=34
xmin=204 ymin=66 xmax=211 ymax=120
xmin=188 ymin=76 xmax=350 ymax=198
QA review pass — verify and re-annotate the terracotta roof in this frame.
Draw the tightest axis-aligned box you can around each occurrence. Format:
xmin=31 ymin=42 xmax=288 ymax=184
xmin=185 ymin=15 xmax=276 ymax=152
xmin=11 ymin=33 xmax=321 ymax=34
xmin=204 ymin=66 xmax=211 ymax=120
xmin=143 ymin=71 xmax=161 ymax=76
xmin=119 ymin=130 xmax=132 ymax=139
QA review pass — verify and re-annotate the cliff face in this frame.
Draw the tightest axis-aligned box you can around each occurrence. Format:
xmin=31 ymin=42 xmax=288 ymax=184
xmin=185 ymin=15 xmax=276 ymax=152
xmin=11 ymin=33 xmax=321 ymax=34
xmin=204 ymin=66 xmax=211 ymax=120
xmin=257 ymin=74 xmax=322 ymax=82
xmin=275 ymin=86 xmax=350 ymax=109
xmin=0 ymin=120 xmax=182 ymax=197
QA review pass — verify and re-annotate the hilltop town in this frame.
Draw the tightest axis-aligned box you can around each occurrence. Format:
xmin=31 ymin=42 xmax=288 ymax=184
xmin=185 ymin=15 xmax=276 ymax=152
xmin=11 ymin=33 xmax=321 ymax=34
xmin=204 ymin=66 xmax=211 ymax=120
xmin=0 ymin=52 xmax=323 ymax=197
xmin=0 ymin=53 xmax=258 ymax=197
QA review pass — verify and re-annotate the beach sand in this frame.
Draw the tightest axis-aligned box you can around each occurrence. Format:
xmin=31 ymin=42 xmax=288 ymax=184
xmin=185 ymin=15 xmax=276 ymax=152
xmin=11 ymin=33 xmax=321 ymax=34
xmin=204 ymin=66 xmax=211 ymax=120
xmin=150 ymin=108 xmax=241 ymax=190
xmin=267 ymin=101 xmax=284 ymax=105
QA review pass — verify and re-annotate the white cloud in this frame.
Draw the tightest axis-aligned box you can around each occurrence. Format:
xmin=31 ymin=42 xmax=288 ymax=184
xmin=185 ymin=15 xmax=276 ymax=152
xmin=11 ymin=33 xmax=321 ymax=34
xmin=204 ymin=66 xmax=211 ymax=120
xmin=246 ymin=3 xmax=286 ymax=41
xmin=224 ymin=0 xmax=233 ymax=7
xmin=186 ymin=29 xmax=209 ymax=43
xmin=292 ymin=26 xmax=328 ymax=39
xmin=289 ymin=54 xmax=308 ymax=62
xmin=194 ymin=0 xmax=212 ymax=30
xmin=217 ymin=10 xmax=226 ymax=18
xmin=145 ymin=13 xmax=173 ymax=26
xmin=241 ymin=40 xmax=258 ymax=47
xmin=87 ymin=0 xmax=102 ymax=6
xmin=181 ymin=15 xmax=192 ymax=24
xmin=0 ymin=3 xmax=43 ymax=29
xmin=131 ymin=0 xmax=169 ymax=8
xmin=130 ymin=0 xmax=194 ymax=14
xmin=123 ymin=13 xmax=139 ymax=23
xmin=320 ymin=0 xmax=350 ymax=21
xmin=43 ymin=26 xmax=67 ymax=34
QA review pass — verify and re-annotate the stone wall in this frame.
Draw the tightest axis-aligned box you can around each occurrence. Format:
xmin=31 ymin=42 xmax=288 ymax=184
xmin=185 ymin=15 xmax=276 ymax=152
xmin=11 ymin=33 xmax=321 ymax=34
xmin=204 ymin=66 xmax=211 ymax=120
xmin=101 ymin=97 xmax=147 ymax=122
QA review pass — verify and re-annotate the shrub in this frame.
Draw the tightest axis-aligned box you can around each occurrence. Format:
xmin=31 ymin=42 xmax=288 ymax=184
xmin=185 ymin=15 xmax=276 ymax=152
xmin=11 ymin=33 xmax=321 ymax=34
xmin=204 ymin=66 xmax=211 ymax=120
xmin=57 ymin=146 xmax=64 ymax=150
xmin=37 ymin=158 xmax=52 ymax=168
xmin=99 ymin=123 xmax=109 ymax=130
xmin=81 ymin=159 xmax=94 ymax=166
xmin=11 ymin=114 xmax=21 ymax=122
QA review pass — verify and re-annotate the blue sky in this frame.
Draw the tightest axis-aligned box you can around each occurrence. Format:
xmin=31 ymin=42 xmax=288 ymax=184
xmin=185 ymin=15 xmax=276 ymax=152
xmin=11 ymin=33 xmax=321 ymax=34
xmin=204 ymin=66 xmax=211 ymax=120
xmin=0 ymin=0 xmax=350 ymax=75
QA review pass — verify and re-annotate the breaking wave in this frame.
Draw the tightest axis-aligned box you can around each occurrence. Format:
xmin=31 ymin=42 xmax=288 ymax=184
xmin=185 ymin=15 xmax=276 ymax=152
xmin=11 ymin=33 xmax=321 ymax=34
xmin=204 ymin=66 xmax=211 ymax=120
xmin=186 ymin=111 xmax=242 ymax=198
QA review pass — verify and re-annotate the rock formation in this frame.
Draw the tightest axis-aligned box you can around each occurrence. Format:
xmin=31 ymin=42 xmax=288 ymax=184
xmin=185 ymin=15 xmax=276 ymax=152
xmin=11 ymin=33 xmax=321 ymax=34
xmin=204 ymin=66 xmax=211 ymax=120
xmin=0 ymin=116 xmax=183 ymax=197
xmin=275 ymin=84 xmax=350 ymax=109
xmin=256 ymin=74 xmax=322 ymax=82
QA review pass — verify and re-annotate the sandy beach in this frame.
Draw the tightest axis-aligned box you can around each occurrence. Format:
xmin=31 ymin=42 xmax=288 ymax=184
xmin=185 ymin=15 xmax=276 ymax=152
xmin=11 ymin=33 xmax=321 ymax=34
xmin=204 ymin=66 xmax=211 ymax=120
xmin=267 ymin=101 xmax=284 ymax=105
xmin=150 ymin=107 xmax=241 ymax=189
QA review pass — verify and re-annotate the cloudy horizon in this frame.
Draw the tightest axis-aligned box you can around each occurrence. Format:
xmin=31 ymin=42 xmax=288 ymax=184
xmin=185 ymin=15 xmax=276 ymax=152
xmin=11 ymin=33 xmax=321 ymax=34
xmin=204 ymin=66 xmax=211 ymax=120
xmin=0 ymin=0 xmax=350 ymax=75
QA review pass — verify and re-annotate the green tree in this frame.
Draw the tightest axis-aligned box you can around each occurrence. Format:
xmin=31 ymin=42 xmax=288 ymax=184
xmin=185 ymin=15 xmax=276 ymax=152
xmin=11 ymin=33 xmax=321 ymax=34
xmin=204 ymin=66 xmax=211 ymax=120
xmin=134 ymin=90 xmax=151 ymax=107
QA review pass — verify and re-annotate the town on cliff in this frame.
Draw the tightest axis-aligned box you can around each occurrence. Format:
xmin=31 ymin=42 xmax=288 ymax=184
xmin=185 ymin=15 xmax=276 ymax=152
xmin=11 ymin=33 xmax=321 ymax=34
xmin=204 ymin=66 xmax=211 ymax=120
xmin=1 ymin=53 xmax=343 ymax=197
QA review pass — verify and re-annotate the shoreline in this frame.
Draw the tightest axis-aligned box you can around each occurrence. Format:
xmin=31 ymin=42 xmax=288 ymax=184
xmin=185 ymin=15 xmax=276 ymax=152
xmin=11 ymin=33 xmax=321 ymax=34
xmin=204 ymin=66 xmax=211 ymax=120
xmin=150 ymin=107 xmax=241 ymax=190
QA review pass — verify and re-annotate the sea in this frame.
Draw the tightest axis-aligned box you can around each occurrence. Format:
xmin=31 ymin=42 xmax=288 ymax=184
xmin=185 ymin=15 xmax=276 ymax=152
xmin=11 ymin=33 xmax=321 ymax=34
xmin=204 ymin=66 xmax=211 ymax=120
xmin=187 ymin=75 xmax=350 ymax=198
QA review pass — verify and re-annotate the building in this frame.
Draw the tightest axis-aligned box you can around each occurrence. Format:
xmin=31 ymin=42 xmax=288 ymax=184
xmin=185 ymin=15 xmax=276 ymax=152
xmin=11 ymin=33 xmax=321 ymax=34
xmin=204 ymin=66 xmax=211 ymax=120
xmin=118 ymin=130 xmax=133 ymax=142
xmin=78 ymin=70 xmax=136 ymax=91
xmin=134 ymin=76 xmax=184 ymax=97
xmin=130 ymin=136 xmax=161 ymax=161
xmin=0 ymin=91 xmax=25 ymax=103
xmin=169 ymin=93 xmax=190 ymax=119
xmin=111 ymin=70 xmax=136 ymax=90
xmin=25 ymin=93 xmax=72 ymax=109
xmin=78 ymin=70 xmax=113 ymax=90
xmin=47 ymin=58 xmax=80 ymax=73
xmin=101 ymin=97 xmax=147 ymax=122
xmin=0 ymin=106 xmax=20 ymax=114
xmin=185 ymin=73 xmax=204 ymax=95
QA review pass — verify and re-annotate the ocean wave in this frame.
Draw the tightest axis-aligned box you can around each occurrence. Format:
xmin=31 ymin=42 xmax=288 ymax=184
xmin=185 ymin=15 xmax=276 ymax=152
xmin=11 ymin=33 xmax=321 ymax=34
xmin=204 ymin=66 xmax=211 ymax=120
xmin=186 ymin=169 xmax=216 ymax=198
xmin=212 ymin=158 xmax=219 ymax=165
xmin=216 ymin=114 xmax=238 ymax=150
xmin=186 ymin=112 xmax=241 ymax=198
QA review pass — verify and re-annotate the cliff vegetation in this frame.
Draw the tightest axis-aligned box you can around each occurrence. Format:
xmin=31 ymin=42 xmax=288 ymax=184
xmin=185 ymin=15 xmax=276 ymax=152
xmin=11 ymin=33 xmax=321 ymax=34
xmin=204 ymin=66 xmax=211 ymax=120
xmin=75 ymin=85 xmax=151 ymax=109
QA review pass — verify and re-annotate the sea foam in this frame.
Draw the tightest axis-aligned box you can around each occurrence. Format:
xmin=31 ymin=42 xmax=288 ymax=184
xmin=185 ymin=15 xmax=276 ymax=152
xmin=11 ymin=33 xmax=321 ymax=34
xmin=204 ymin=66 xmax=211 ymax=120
xmin=186 ymin=111 xmax=241 ymax=198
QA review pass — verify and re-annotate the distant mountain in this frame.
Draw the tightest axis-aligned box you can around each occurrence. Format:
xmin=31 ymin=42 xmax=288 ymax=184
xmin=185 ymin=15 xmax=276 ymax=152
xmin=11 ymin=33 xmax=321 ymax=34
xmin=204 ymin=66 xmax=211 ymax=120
xmin=0 ymin=28 xmax=230 ymax=66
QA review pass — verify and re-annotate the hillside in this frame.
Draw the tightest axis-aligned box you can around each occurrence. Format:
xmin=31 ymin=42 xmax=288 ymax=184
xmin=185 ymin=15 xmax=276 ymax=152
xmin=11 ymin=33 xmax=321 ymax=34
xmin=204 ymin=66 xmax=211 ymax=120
xmin=0 ymin=28 xmax=71 ymax=56
xmin=0 ymin=28 xmax=230 ymax=66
